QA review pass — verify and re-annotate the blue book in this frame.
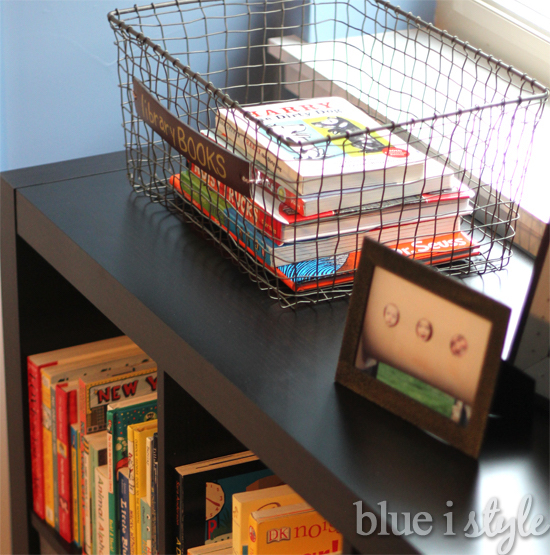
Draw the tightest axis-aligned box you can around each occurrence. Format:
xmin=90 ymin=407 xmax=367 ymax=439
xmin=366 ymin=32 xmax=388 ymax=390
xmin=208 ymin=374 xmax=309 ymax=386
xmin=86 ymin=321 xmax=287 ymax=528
xmin=119 ymin=467 xmax=130 ymax=555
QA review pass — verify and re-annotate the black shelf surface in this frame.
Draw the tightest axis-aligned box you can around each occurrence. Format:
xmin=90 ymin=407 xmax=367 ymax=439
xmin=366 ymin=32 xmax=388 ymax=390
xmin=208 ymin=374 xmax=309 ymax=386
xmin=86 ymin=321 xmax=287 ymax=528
xmin=30 ymin=513 xmax=81 ymax=555
xmin=13 ymin=160 xmax=549 ymax=554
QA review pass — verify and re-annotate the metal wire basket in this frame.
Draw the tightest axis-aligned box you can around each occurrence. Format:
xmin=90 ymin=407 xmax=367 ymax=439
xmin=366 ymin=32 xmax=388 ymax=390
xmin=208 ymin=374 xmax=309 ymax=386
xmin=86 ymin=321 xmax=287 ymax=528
xmin=108 ymin=0 xmax=548 ymax=308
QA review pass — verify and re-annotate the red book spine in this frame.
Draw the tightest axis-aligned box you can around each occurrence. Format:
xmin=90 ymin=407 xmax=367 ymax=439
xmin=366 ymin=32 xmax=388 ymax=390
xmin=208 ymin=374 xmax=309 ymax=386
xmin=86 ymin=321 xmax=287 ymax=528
xmin=27 ymin=359 xmax=51 ymax=520
xmin=57 ymin=385 xmax=76 ymax=542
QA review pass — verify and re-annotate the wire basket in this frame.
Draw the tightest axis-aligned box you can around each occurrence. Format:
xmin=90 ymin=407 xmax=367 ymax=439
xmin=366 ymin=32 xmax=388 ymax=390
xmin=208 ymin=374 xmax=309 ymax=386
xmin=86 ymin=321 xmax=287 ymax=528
xmin=108 ymin=0 xmax=548 ymax=308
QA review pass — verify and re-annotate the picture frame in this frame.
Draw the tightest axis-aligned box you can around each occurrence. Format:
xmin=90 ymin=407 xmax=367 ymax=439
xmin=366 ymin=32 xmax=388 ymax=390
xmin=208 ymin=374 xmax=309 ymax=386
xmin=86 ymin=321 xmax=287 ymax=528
xmin=336 ymin=237 xmax=511 ymax=458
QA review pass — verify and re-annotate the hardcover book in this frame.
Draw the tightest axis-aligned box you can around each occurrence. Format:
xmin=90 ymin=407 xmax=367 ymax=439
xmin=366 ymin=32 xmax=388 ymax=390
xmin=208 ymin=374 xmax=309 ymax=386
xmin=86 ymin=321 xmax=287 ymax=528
xmin=188 ymin=539 xmax=233 ymax=555
xmin=247 ymin=503 xmax=342 ymax=555
xmin=119 ymin=467 xmax=131 ymax=555
xmin=70 ymin=423 xmax=81 ymax=547
xmin=232 ymin=485 xmax=304 ymax=555
xmin=82 ymin=431 xmax=108 ymax=555
xmin=110 ymin=397 xmax=157 ymax=555
xmin=177 ymin=164 xmax=471 ymax=245
xmin=95 ymin=465 xmax=110 ymax=555
xmin=217 ymin=96 xmax=426 ymax=195
xmin=128 ymin=419 xmax=158 ymax=555
xmin=55 ymin=382 xmax=78 ymax=542
xmin=175 ymin=451 xmax=279 ymax=554
xmin=27 ymin=335 xmax=141 ymax=522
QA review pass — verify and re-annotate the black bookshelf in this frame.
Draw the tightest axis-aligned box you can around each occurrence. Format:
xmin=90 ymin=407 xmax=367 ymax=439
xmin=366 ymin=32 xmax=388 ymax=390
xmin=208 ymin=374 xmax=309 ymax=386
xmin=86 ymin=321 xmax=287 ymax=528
xmin=2 ymin=152 xmax=548 ymax=554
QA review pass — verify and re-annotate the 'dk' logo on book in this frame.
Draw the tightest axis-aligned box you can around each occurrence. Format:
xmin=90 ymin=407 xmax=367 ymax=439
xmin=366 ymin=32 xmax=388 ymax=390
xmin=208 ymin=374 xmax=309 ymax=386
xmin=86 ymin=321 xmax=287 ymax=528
xmin=266 ymin=526 xmax=291 ymax=544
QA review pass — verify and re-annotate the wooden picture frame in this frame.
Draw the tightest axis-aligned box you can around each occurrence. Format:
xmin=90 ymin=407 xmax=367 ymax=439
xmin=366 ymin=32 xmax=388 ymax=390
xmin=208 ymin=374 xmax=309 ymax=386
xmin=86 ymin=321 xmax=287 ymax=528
xmin=336 ymin=237 xmax=511 ymax=458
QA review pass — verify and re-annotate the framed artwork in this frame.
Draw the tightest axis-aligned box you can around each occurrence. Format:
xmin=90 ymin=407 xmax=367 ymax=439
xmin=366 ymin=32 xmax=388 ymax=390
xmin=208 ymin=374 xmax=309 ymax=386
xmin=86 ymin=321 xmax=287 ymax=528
xmin=336 ymin=238 xmax=511 ymax=458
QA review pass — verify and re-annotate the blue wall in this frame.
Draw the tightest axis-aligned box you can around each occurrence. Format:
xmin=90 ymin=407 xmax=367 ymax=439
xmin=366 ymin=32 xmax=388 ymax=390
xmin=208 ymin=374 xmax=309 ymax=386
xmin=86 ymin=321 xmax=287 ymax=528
xmin=0 ymin=0 xmax=435 ymax=172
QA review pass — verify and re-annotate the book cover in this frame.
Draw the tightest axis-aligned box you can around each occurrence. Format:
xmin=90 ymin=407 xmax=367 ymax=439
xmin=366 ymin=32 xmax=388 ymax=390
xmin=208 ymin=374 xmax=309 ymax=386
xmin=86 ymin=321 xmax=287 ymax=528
xmin=27 ymin=336 xmax=139 ymax=520
xmin=119 ymin=467 xmax=131 ymax=555
xmin=129 ymin=420 xmax=158 ymax=555
xmin=141 ymin=497 xmax=152 ymax=555
xmin=209 ymin=129 xmax=455 ymax=217
xmin=70 ymin=423 xmax=81 ymax=547
xmin=107 ymin=393 xmax=158 ymax=555
xmin=56 ymin=383 xmax=78 ymax=542
xmin=41 ymin=347 xmax=147 ymax=527
xmin=175 ymin=451 xmax=279 ymax=554
xmin=217 ymin=96 xmax=426 ymax=195
xmin=82 ymin=431 xmax=108 ymax=555
xmin=247 ymin=503 xmax=342 ymax=555
xmin=95 ymin=464 xmax=110 ymax=555
xmin=78 ymin=360 xmax=157 ymax=438
xmin=232 ymin=485 xmax=304 ymax=555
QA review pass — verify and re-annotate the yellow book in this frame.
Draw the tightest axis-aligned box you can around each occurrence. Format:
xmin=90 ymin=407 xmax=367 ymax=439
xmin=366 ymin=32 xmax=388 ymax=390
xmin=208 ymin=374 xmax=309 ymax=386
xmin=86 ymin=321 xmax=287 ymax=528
xmin=128 ymin=420 xmax=158 ymax=555
xmin=248 ymin=503 xmax=342 ymax=555
xmin=40 ymin=337 xmax=145 ymax=526
xmin=232 ymin=485 xmax=304 ymax=555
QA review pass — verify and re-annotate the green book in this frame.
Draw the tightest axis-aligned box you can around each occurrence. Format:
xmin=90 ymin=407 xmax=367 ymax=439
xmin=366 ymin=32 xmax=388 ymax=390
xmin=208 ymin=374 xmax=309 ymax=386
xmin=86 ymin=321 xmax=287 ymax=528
xmin=106 ymin=392 xmax=157 ymax=555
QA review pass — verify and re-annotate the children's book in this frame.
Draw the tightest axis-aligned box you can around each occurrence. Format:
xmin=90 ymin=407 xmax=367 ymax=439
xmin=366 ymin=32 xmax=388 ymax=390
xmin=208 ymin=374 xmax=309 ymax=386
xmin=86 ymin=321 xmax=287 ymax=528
xmin=27 ymin=335 xmax=142 ymax=522
xmin=107 ymin=393 xmax=158 ymax=555
xmin=175 ymin=451 xmax=280 ymax=554
xmin=70 ymin=423 xmax=81 ymax=547
xmin=209 ymin=128 xmax=454 ymax=217
xmin=119 ymin=467 xmax=131 ymax=555
xmin=78 ymin=360 xmax=157 ymax=437
xmin=232 ymin=485 xmax=304 ymax=555
xmin=247 ymin=503 xmax=343 ymax=555
xmin=42 ymin=349 xmax=147 ymax=528
xmin=141 ymin=496 xmax=152 ymax=555
xmin=95 ymin=464 xmax=110 ymax=555
xmin=176 ymin=163 xmax=471 ymax=245
xmin=151 ymin=433 xmax=158 ymax=555
xmin=82 ymin=431 xmax=108 ymax=555
xmin=217 ymin=96 xmax=426 ymax=195
xmin=128 ymin=420 xmax=158 ymax=555
xmin=56 ymin=382 xmax=78 ymax=542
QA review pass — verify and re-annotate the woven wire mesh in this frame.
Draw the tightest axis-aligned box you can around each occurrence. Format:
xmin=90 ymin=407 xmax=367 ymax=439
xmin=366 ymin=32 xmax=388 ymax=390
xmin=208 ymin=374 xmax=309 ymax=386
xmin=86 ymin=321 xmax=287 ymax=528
xmin=108 ymin=0 xmax=548 ymax=308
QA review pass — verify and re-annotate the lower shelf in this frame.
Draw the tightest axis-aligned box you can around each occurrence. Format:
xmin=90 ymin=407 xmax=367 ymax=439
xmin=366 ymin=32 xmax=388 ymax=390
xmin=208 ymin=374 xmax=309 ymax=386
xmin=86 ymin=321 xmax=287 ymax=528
xmin=30 ymin=513 xmax=81 ymax=555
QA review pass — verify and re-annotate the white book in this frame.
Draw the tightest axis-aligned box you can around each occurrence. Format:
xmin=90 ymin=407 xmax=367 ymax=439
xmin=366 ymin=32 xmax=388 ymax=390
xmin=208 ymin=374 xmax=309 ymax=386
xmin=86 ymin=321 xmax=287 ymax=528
xmin=216 ymin=96 xmax=426 ymax=195
xmin=95 ymin=465 xmax=110 ymax=555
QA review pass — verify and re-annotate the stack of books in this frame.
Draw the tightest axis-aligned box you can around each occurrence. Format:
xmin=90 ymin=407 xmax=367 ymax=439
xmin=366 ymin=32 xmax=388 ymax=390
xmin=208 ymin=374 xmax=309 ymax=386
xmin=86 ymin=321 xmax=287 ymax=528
xmin=170 ymin=96 xmax=478 ymax=292
xmin=27 ymin=336 xmax=159 ymax=555
xmin=175 ymin=451 xmax=343 ymax=555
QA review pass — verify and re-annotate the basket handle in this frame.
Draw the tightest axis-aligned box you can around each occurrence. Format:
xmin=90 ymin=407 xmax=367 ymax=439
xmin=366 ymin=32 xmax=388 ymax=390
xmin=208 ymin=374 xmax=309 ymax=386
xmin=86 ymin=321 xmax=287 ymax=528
xmin=133 ymin=78 xmax=251 ymax=197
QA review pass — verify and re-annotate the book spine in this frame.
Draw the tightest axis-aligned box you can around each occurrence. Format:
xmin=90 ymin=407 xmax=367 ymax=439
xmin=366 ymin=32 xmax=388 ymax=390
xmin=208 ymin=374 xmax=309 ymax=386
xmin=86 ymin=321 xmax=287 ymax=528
xmin=151 ymin=434 xmax=158 ymax=555
xmin=141 ymin=497 xmax=152 ymax=555
xmin=128 ymin=425 xmax=137 ymax=555
xmin=27 ymin=359 xmax=46 ymax=520
xmin=247 ymin=513 xmax=259 ymax=555
xmin=82 ymin=436 xmax=90 ymax=553
xmin=88 ymin=444 xmax=99 ymax=555
xmin=56 ymin=385 xmax=72 ymax=542
xmin=232 ymin=496 xmax=243 ymax=555
xmin=41 ymin=371 xmax=56 ymax=526
xmin=175 ymin=473 xmax=181 ymax=555
xmin=120 ymin=470 xmax=131 ymax=555
xmin=134 ymin=430 xmax=143 ymax=555
xmin=107 ymin=407 xmax=118 ymax=555
xmin=70 ymin=424 xmax=81 ymax=547
xmin=95 ymin=466 xmax=109 ymax=555
xmin=51 ymin=383 xmax=60 ymax=531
